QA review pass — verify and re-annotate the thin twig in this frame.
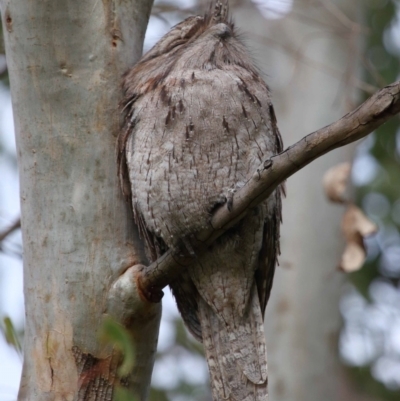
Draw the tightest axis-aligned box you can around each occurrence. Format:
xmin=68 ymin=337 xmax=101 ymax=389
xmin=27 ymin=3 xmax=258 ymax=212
xmin=137 ymin=81 xmax=400 ymax=303
xmin=0 ymin=218 xmax=21 ymax=242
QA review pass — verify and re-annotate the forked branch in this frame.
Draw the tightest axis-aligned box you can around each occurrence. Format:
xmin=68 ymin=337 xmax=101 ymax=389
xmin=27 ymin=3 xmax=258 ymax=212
xmin=137 ymin=81 xmax=400 ymax=303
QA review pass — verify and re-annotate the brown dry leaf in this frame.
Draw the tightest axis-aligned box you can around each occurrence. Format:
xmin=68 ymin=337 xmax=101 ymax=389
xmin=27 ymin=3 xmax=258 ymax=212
xmin=341 ymin=242 xmax=366 ymax=273
xmin=340 ymin=205 xmax=378 ymax=272
xmin=323 ymin=162 xmax=351 ymax=203
xmin=323 ymin=163 xmax=378 ymax=272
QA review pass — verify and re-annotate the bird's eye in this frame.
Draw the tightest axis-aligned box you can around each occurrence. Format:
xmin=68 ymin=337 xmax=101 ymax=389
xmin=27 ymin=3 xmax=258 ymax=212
xmin=212 ymin=23 xmax=231 ymax=39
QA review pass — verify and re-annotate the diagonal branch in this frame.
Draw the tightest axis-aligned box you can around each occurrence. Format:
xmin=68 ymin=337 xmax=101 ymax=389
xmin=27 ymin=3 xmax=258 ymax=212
xmin=0 ymin=218 xmax=21 ymax=242
xmin=137 ymin=81 xmax=400 ymax=303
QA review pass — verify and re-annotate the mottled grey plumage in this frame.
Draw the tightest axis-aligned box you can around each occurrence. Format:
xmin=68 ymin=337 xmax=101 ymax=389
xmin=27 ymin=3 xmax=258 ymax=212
xmin=119 ymin=2 xmax=283 ymax=400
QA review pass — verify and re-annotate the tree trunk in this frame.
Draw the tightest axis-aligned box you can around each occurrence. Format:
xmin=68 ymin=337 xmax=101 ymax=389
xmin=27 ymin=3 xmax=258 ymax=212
xmin=235 ymin=1 xmax=364 ymax=400
xmin=0 ymin=1 xmax=157 ymax=400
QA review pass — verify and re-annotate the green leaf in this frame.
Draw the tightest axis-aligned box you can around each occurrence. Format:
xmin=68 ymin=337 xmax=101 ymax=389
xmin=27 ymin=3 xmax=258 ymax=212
xmin=1 ymin=316 xmax=22 ymax=356
xmin=113 ymin=386 xmax=137 ymax=401
xmin=99 ymin=316 xmax=135 ymax=377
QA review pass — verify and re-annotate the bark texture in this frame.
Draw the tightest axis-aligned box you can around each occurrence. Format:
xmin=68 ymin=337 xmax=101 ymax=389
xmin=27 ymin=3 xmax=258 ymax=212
xmin=0 ymin=1 xmax=157 ymax=400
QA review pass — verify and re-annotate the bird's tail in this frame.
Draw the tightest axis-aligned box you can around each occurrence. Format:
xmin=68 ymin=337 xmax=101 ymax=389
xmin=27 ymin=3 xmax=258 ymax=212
xmin=198 ymin=287 xmax=268 ymax=401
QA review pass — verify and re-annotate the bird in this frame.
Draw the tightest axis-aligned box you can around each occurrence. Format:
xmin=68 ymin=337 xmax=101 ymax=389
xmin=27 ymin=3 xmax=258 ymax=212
xmin=118 ymin=1 xmax=283 ymax=399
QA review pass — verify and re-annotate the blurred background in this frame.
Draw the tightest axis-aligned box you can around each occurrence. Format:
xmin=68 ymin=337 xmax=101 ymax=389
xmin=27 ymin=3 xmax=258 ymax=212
xmin=1 ymin=0 xmax=400 ymax=400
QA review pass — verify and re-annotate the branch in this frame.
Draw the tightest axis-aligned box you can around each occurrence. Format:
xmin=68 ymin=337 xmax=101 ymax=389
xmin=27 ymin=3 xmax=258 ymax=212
xmin=137 ymin=81 xmax=400 ymax=303
xmin=0 ymin=218 xmax=21 ymax=242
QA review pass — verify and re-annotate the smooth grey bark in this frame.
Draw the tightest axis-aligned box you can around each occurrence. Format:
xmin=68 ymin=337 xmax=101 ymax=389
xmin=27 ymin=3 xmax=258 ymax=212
xmin=235 ymin=1 xmax=365 ymax=401
xmin=0 ymin=1 xmax=157 ymax=400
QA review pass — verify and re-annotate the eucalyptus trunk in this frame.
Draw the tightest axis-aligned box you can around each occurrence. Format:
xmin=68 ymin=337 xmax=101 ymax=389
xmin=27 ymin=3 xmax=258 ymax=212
xmin=235 ymin=1 xmax=365 ymax=400
xmin=0 ymin=1 xmax=158 ymax=400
